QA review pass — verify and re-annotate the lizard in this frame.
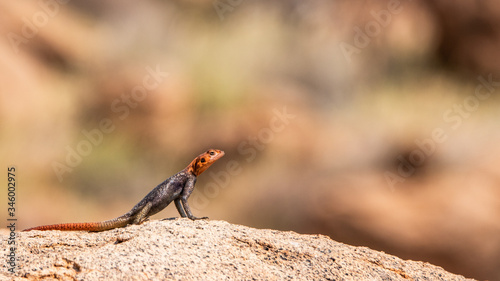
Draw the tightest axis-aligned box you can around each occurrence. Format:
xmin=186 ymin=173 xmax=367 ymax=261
xmin=23 ymin=149 xmax=225 ymax=232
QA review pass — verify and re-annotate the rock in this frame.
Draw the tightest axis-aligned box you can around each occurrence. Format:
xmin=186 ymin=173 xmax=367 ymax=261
xmin=1 ymin=219 xmax=474 ymax=281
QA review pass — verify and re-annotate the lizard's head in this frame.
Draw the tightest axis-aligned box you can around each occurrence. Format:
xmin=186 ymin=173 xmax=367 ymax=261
xmin=190 ymin=149 xmax=225 ymax=176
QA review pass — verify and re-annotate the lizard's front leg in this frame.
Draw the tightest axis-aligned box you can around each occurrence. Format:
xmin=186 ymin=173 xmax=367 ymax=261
xmin=175 ymin=198 xmax=187 ymax=218
xmin=181 ymin=196 xmax=208 ymax=220
xmin=178 ymin=175 xmax=209 ymax=220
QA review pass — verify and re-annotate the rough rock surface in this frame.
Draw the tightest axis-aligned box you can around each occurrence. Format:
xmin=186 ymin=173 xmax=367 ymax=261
xmin=1 ymin=219 xmax=474 ymax=281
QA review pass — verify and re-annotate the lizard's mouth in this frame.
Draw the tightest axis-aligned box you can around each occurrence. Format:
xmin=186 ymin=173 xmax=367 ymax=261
xmin=212 ymin=150 xmax=225 ymax=160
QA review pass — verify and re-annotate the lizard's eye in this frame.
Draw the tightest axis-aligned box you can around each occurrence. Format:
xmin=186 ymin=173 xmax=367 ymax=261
xmin=200 ymin=158 xmax=206 ymax=163
xmin=209 ymin=151 xmax=215 ymax=156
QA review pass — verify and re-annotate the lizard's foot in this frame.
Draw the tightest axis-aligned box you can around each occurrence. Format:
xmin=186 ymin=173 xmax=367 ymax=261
xmin=188 ymin=216 xmax=209 ymax=220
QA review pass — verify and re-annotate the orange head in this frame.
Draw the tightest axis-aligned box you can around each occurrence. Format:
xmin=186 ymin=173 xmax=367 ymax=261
xmin=187 ymin=149 xmax=225 ymax=176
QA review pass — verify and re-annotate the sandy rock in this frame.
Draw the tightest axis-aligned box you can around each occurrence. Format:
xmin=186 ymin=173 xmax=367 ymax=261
xmin=1 ymin=219 xmax=474 ymax=281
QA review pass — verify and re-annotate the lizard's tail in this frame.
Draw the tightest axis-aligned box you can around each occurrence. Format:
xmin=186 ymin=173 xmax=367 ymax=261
xmin=23 ymin=222 xmax=106 ymax=232
xmin=23 ymin=216 xmax=131 ymax=232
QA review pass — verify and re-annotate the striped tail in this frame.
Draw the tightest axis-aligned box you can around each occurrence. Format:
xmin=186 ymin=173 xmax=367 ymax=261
xmin=23 ymin=217 xmax=131 ymax=232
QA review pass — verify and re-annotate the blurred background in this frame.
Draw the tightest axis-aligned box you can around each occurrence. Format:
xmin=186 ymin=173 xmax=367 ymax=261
xmin=2 ymin=0 xmax=500 ymax=279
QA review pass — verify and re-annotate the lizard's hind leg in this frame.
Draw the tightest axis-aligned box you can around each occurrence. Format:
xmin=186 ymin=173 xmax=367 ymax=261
xmin=132 ymin=202 xmax=152 ymax=224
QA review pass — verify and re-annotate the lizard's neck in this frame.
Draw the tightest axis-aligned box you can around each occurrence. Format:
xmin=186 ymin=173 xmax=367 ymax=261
xmin=185 ymin=156 xmax=203 ymax=176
